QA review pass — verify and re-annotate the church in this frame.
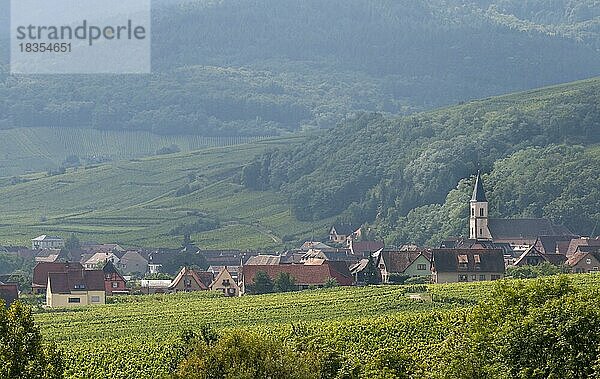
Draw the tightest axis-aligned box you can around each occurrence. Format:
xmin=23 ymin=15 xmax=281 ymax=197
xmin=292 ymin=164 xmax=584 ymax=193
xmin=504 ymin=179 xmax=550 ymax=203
xmin=469 ymin=172 xmax=574 ymax=246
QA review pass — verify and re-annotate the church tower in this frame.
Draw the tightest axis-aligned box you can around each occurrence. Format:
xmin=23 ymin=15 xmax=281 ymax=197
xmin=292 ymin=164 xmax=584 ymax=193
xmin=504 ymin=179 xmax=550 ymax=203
xmin=469 ymin=172 xmax=492 ymax=240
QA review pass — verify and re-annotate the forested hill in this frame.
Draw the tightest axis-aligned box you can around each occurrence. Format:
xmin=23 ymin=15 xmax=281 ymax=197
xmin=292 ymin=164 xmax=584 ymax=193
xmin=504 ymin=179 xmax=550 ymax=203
xmin=1 ymin=0 xmax=600 ymax=136
xmin=241 ymin=78 xmax=600 ymax=245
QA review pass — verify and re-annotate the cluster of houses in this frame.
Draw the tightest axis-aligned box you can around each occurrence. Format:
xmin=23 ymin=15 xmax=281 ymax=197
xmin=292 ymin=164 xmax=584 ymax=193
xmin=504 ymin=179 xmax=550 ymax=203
xmin=1 ymin=173 xmax=599 ymax=308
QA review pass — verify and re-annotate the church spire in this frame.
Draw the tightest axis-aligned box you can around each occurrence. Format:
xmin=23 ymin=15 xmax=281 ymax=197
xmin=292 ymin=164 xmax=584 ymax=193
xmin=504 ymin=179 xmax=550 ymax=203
xmin=471 ymin=171 xmax=487 ymax=202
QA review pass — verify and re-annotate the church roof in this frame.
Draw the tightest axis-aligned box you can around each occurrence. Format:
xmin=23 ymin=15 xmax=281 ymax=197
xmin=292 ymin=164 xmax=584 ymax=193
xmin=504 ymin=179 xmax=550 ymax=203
xmin=487 ymin=218 xmax=573 ymax=240
xmin=471 ymin=172 xmax=487 ymax=202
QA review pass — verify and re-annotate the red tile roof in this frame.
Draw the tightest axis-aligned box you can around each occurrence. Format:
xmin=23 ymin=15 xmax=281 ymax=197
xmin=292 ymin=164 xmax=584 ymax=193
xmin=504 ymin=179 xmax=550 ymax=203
xmin=242 ymin=262 xmax=353 ymax=286
xmin=33 ymin=262 xmax=84 ymax=288
xmin=48 ymin=269 xmax=105 ymax=294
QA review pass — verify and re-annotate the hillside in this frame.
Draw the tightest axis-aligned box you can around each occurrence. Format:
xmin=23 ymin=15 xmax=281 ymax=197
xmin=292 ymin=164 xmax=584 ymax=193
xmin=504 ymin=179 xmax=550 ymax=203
xmin=1 ymin=0 xmax=599 ymax=145
xmin=0 ymin=78 xmax=598 ymax=249
xmin=0 ymin=135 xmax=331 ymax=249
xmin=242 ymin=77 xmax=600 ymax=245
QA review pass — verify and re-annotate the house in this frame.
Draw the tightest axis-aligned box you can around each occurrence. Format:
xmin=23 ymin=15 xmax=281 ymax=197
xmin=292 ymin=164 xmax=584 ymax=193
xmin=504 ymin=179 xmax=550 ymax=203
xmin=348 ymin=240 xmax=385 ymax=257
xmin=119 ymin=251 xmax=149 ymax=275
xmin=241 ymin=262 xmax=353 ymax=294
xmin=431 ymin=248 xmax=505 ymax=283
xmin=200 ymin=249 xmax=258 ymax=267
xmin=82 ymin=243 xmax=125 ymax=254
xmin=375 ymin=249 xmax=431 ymax=283
xmin=34 ymin=248 xmax=64 ymax=263
xmin=566 ymin=237 xmax=600 ymax=257
xmin=103 ymin=261 xmax=128 ymax=295
xmin=513 ymin=245 xmax=567 ymax=267
xmin=169 ymin=267 xmax=213 ymax=292
xmin=208 ymin=265 xmax=241 ymax=281
xmin=0 ymin=282 xmax=19 ymax=307
xmin=32 ymin=235 xmax=64 ymax=250
xmin=299 ymin=241 xmax=337 ymax=252
xmin=533 ymin=235 xmax=577 ymax=256
xmin=329 ymin=224 xmax=361 ymax=245
xmin=245 ymin=255 xmax=282 ymax=265
xmin=140 ymin=280 xmax=172 ymax=294
xmin=46 ymin=268 xmax=106 ymax=307
xmin=566 ymin=251 xmax=600 ymax=274
xmin=468 ymin=172 xmax=574 ymax=245
xmin=32 ymin=262 xmax=85 ymax=294
xmin=83 ymin=252 xmax=121 ymax=270
xmin=301 ymin=249 xmax=361 ymax=266
xmin=210 ymin=267 xmax=239 ymax=297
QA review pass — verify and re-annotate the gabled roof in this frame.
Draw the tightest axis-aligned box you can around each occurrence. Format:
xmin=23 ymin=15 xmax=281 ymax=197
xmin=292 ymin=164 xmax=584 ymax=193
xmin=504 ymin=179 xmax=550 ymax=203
xmin=471 ymin=172 xmax=487 ymax=202
xmin=209 ymin=267 xmax=237 ymax=289
xmin=169 ymin=267 xmax=209 ymax=290
xmin=48 ymin=269 xmax=105 ymax=294
xmin=103 ymin=261 xmax=126 ymax=282
xmin=488 ymin=218 xmax=573 ymax=240
xmin=534 ymin=235 xmax=578 ymax=255
xmin=513 ymin=245 xmax=566 ymax=266
xmin=32 ymin=235 xmax=63 ymax=241
xmin=566 ymin=251 xmax=600 ymax=267
xmin=84 ymin=252 xmax=119 ymax=266
xmin=566 ymin=237 xmax=600 ymax=257
xmin=432 ymin=249 xmax=504 ymax=273
xmin=245 ymin=255 xmax=281 ymax=265
xmin=350 ymin=241 xmax=385 ymax=255
xmin=379 ymin=250 xmax=430 ymax=274
xmin=330 ymin=224 xmax=359 ymax=236
xmin=242 ymin=262 xmax=353 ymax=286
xmin=33 ymin=262 xmax=84 ymax=287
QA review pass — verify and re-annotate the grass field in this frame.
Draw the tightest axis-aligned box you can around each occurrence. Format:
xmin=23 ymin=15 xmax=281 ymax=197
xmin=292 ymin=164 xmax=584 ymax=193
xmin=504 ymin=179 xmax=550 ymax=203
xmin=0 ymin=134 xmax=333 ymax=249
xmin=0 ymin=127 xmax=266 ymax=177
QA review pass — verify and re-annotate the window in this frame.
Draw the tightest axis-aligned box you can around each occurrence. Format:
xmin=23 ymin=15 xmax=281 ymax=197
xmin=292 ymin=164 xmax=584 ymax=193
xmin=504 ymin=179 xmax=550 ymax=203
xmin=479 ymin=228 xmax=483 ymax=236
xmin=471 ymin=274 xmax=477 ymax=281
xmin=68 ymin=297 xmax=81 ymax=303
xmin=91 ymin=296 xmax=100 ymax=303
xmin=184 ymin=278 xmax=192 ymax=287
xmin=480 ymin=208 xmax=484 ymax=217
xmin=458 ymin=254 xmax=468 ymax=270
xmin=479 ymin=274 xmax=486 ymax=281
xmin=74 ymin=284 xmax=85 ymax=290
xmin=471 ymin=208 xmax=475 ymax=216
xmin=222 ymin=279 xmax=230 ymax=286
xmin=458 ymin=274 xmax=468 ymax=282
xmin=586 ymin=258 xmax=592 ymax=265
xmin=491 ymin=275 xmax=501 ymax=280
xmin=112 ymin=282 xmax=119 ymax=288
xmin=417 ymin=264 xmax=427 ymax=270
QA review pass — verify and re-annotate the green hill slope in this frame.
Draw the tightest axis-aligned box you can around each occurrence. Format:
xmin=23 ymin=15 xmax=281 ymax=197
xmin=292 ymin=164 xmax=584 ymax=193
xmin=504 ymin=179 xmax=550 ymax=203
xmin=242 ymin=77 xmax=600 ymax=244
xmin=1 ymin=78 xmax=598 ymax=248
xmin=0 ymin=135 xmax=326 ymax=249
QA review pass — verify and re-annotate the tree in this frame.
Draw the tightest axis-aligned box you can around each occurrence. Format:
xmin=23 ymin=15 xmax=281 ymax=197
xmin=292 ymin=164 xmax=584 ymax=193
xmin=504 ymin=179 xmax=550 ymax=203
xmin=252 ymin=271 xmax=274 ymax=294
xmin=174 ymin=330 xmax=318 ymax=379
xmin=0 ymin=302 xmax=64 ymax=379
xmin=273 ymin=272 xmax=296 ymax=292
xmin=324 ymin=277 xmax=338 ymax=288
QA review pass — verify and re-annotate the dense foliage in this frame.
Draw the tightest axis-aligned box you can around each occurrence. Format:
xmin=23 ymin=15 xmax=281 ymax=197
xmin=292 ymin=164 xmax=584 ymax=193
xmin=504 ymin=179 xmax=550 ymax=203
xmin=242 ymin=78 xmax=600 ymax=244
xmin=1 ymin=0 xmax=599 ymax=137
xmin=0 ymin=302 xmax=63 ymax=379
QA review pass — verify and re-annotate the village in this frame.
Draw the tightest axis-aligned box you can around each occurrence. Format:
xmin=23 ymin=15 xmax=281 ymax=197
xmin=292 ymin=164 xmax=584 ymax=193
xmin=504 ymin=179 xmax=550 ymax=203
xmin=1 ymin=173 xmax=599 ymax=308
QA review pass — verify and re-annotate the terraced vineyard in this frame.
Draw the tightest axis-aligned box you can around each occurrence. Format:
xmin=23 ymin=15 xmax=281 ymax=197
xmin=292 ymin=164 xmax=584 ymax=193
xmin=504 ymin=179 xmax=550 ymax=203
xmin=0 ymin=127 xmax=264 ymax=177
xmin=0 ymin=135 xmax=331 ymax=249
xmin=33 ymin=274 xmax=600 ymax=378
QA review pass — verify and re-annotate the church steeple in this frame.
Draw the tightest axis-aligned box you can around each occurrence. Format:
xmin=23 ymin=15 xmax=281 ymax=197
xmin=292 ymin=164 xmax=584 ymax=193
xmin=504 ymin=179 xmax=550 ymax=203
xmin=471 ymin=171 xmax=487 ymax=202
xmin=469 ymin=171 xmax=492 ymax=241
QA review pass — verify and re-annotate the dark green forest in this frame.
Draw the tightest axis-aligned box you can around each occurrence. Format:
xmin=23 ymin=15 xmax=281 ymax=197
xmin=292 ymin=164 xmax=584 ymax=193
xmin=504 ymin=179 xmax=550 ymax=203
xmin=241 ymin=78 xmax=600 ymax=245
xmin=0 ymin=0 xmax=599 ymax=136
